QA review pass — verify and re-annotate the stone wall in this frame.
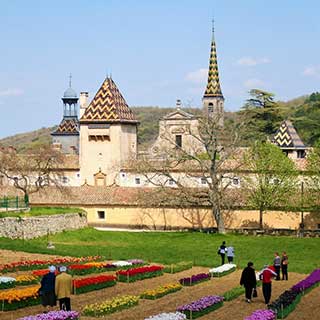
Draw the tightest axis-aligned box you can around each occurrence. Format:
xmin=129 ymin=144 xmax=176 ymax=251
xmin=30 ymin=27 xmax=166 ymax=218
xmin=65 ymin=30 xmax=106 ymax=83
xmin=0 ymin=212 xmax=87 ymax=239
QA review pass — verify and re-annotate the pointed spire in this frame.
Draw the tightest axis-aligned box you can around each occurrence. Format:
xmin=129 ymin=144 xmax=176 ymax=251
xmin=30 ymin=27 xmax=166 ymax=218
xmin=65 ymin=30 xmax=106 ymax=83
xmin=203 ymin=22 xmax=223 ymax=99
xmin=69 ymin=73 xmax=72 ymax=88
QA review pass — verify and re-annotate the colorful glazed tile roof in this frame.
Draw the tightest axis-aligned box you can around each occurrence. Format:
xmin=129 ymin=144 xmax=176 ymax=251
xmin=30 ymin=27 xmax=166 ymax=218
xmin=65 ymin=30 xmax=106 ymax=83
xmin=80 ymin=77 xmax=138 ymax=123
xmin=52 ymin=118 xmax=79 ymax=135
xmin=203 ymin=34 xmax=223 ymax=98
xmin=272 ymin=120 xmax=305 ymax=149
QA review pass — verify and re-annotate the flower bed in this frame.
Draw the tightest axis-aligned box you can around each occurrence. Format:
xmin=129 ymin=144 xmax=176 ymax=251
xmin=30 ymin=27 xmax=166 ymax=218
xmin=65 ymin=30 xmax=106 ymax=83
xmin=18 ymin=310 xmax=80 ymax=320
xmin=163 ymin=261 xmax=193 ymax=274
xmin=127 ymin=259 xmax=145 ymax=265
xmin=145 ymin=312 xmax=187 ymax=320
xmin=245 ymin=309 xmax=276 ymax=320
xmin=223 ymin=282 xmax=262 ymax=301
xmin=82 ymin=295 xmax=139 ymax=316
xmin=16 ymin=275 xmax=39 ymax=286
xmin=209 ymin=264 xmax=236 ymax=277
xmin=268 ymin=269 xmax=320 ymax=319
xmin=0 ymin=276 xmax=16 ymax=289
xmin=68 ymin=264 xmax=105 ymax=276
xmin=177 ymin=295 xmax=224 ymax=319
xmin=73 ymin=275 xmax=116 ymax=294
xmin=117 ymin=265 xmax=163 ymax=283
xmin=179 ymin=273 xmax=210 ymax=286
xmin=140 ymin=283 xmax=182 ymax=299
xmin=0 ymin=256 xmax=102 ymax=273
xmin=0 ymin=285 xmax=40 ymax=311
xmin=32 ymin=269 xmax=58 ymax=277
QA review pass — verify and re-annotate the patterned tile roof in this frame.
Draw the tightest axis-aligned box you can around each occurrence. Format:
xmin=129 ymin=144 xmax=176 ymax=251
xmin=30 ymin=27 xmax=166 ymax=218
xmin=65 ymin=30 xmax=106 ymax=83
xmin=52 ymin=118 xmax=79 ymax=135
xmin=80 ymin=77 xmax=138 ymax=124
xmin=272 ymin=120 xmax=306 ymax=149
xmin=203 ymin=35 xmax=223 ymax=98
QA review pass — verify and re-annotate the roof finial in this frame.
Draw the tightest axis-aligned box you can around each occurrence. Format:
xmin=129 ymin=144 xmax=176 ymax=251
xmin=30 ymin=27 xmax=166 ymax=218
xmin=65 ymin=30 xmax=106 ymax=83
xmin=211 ymin=18 xmax=215 ymax=40
xmin=176 ymin=99 xmax=182 ymax=110
xmin=69 ymin=73 xmax=72 ymax=88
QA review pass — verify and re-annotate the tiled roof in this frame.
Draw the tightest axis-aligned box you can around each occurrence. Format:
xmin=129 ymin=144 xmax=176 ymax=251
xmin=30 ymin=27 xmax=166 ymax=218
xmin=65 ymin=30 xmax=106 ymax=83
xmin=203 ymin=36 xmax=223 ymax=98
xmin=272 ymin=120 xmax=305 ymax=149
xmin=80 ymin=77 xmax=138 ymax=124
xmin=52 ymin=118 xmax=79 ymax=135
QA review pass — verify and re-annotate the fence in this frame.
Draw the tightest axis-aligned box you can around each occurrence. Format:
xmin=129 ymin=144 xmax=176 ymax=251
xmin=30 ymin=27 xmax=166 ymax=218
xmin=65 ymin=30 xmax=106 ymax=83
xmin=0 ymin=196 xmax=28 ymax=210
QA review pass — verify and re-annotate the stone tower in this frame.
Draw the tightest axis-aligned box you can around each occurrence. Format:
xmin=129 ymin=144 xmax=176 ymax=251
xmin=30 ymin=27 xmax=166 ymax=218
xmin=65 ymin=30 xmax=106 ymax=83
xmin=79 ymin=77 xmax=138 ymax=186
xmin=51 ymin=75 xmax=79 ymax=154
xmin=202 ymin=22 xmax=224 ymax=126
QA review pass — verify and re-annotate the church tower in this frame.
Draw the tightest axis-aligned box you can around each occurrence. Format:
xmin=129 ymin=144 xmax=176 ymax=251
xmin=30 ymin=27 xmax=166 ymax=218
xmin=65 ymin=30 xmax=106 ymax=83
xmin=51 ymin=75 xmax=79 ymax=154
xmin=202 ymin=22 xmax=224 ymax=126
xmin=79 ymin=77 xmax=138 ymax=186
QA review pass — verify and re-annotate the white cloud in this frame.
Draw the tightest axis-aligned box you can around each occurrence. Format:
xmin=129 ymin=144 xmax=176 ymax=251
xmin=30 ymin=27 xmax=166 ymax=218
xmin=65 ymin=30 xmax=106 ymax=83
xmin=243 ymin=78 xmax=265 ymax=88
xmin=237 ymin=57 xmax=271 ymax=67
xmin=0 ymin=88 xmax=24 ymax=97
xmin=185 ymin=68 xmax=208 ymax=84
xmin=303 ymin=65 xmax=320 ymax=77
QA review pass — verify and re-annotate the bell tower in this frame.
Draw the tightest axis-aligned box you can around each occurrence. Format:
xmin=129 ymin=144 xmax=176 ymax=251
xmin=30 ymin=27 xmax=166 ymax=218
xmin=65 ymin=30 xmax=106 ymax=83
xmin=202 ymin=20 xmax=224 ymax=126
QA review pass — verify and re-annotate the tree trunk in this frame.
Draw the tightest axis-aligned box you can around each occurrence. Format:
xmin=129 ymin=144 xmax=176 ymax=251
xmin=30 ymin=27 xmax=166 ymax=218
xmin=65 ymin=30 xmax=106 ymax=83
xmin=259 ymin=207 xmax=264 ymax=229
xmin=213 ymin=207 xmax=225 ymax=234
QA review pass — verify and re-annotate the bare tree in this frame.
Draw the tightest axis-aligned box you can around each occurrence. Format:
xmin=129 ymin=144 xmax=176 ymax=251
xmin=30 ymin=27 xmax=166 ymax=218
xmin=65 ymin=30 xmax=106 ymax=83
xmin=0 ymin=145 xmax=65 ymax=204
xmin=133 ymin=113 xmax=243 ymax=234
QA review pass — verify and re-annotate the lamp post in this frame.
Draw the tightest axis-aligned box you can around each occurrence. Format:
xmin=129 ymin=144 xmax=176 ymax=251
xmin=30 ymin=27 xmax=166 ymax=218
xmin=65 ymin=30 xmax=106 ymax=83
xmin=300 ymin=181 xmax=304 ymax=236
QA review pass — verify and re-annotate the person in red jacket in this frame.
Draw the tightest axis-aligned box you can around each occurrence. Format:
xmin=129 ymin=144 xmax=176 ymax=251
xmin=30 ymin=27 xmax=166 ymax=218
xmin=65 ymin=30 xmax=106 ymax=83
xmin=260 ymin=264 xmax=277 ymax=305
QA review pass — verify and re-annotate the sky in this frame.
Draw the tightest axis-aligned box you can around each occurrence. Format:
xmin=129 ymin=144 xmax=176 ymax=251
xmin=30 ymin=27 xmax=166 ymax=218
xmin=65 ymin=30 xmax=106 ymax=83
xmin=0 ymin=0 xmax=319 ymax=138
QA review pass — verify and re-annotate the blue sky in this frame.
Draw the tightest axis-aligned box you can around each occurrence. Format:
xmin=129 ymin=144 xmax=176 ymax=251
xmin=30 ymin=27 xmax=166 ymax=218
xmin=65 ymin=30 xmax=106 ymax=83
xmin=0 ymin=0 xmax=319 ymax=138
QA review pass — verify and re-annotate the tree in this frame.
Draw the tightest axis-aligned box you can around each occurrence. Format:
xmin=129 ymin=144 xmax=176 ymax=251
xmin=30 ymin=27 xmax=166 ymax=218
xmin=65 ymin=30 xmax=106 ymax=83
xmin=0 ymin=145 xmax=65 ymax=203
xmin=241 ymin=89 xmax=282 ymax=143
xmin=133 ymin=113 xmax=243 ymax=234
xmin=243 ymin=142 xmax=298 ymax=229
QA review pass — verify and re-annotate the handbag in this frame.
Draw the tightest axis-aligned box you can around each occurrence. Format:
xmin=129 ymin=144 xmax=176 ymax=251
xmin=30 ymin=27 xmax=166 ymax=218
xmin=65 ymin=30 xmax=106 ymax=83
xmin=252 ymin=288 xmax=258 ymax=298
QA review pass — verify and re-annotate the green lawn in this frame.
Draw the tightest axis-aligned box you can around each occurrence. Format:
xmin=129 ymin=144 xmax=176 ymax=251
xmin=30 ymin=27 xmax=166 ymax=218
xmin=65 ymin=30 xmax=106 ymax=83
xmin=0 ymin=207 xmax=84 ymax=218
xmin=0 ymin=228 xmax=319 ymax=274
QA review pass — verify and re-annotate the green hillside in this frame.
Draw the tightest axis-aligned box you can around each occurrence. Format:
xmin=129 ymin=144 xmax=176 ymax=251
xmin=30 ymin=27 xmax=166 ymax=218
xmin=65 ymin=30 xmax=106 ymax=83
xmin=1 ymin=93 xmax=319 ymax=152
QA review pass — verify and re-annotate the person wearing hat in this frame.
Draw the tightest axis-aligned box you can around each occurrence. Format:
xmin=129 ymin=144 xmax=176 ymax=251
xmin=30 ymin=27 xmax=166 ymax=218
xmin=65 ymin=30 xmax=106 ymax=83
xmin=240 ymin=262 xmax=257 ymax=303
xmin=39 ymin=265 xmax=56 ymax=311
xmin=55 ymin=266 xmax=73 ymax=311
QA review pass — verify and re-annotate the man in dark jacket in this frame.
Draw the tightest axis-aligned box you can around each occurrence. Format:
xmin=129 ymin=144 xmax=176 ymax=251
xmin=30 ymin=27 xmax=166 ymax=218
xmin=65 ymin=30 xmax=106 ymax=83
xmin=240 ymin=261 xmax=257 ymax=303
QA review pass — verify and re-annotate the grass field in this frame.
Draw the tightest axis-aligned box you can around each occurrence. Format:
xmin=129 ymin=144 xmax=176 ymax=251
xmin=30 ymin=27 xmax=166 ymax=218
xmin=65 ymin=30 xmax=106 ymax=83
xmin=0 ymin=228 xmax=319 ymax=274
xmin=0 ymin=207 xmax=84 ymax=218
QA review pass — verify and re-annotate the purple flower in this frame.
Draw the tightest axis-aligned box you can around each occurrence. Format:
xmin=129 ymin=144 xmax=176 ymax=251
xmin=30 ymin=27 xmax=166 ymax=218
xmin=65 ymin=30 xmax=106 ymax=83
xmin=179 ymin=273 xmax=210 ymax=285
xmin=18 ymin=310 xmax=80 ymax=320
xmin=177 ymin=295 xmax=223 ymax=312
xmin=245 ymin=309 xmax=276 ymax=320
xmin=291 ymin=269 xmax=320 ymax=292
xmin=127 ymin=259 xmax=144 ymax=265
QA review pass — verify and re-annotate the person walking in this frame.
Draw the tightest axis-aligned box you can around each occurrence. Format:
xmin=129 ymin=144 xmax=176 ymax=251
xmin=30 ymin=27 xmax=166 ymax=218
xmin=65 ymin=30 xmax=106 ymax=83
xmin=226 ymin=245 xmax=235 ymax=263
xmin=240 ymin=262 xmax=257 ymax=303
xmin=218 ymin=241 xmax=227 ymax=265
xmin=55 ymin=266 xmax=73 ymax=311
xmin=39 ymin=265 xmax=56 ymax=312
xmin=273 ymin=252 xmax=281 ymax=280
xmin=281 ymin=252 xmax=289 ymax=280
xmin=260 ymin=264 xmax=277 ymax=305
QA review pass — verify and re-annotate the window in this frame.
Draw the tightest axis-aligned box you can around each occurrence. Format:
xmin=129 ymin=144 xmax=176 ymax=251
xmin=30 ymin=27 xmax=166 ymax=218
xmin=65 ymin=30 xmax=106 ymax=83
xmin=208 ymin=103 xmax=213 ymax=113
xmin=135 ymin=177 xmax=141 ymax=185
xmin=168 ymin=179 xmax=175 ymax=186
xmin=317 ymin=223 xmax=320 ymax=229
xmin=175 ymin=135 xmax=182 ymax=148
xmin=297 ymin=150 xmax=306 ymax=159
xmin=97 ymin=211 xmax=105 ymax=220
xmin=62 ymin=176 xmax=69 ymax=184
xmin=76 ymin=173 xmax=80 ymax=178
xmin=232 ymin=177 xmax=240 ymax=186
xmin=200 ymin=177 xmax=207 ymax=185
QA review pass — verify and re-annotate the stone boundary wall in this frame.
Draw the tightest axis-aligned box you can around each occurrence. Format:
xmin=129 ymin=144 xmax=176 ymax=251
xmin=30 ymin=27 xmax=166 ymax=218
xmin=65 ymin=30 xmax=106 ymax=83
xmin=0 ymin=212 xmax=87 ymax=239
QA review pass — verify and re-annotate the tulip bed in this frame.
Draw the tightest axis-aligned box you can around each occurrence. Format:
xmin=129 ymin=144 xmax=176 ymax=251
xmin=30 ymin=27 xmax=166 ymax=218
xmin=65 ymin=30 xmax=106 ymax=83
xmin=117 ymin=265 xmax=164 ymax=283
xmin=177 ymin=295 xmax=224 ymax=319
xmin=245 ymin=309 xmax=276 ymax=320
xmin=145 ymin=312 xmax=187 ymax=320
xmin=68 ymin=264 xmax=105 ymax=276
xmin=0 ymin=285 xmax=40 ymax=311
xmin=0 ymin=256 xmax=102 ymax=273
xmin=163 ymin=261 xmax=193 ymax=274
xmin=73 ymin=274 xmax=117 ymax=294
xmin=0 ymin=276 xmax=16 ymax=289
xmin=18 ymin=310 xmax=80 ymax=320
xmin=179 ymin=273 xmax=210 ymax=287
xmin=0 ymin=275 xmax=39 ymax=289
xmin=209 ymin=264 xmax=236 ymax=277
xmin=140 ymin=283 xmax=182 ymax=299
xmin=268 ymin=268 xmax=320 ymax=319
xmin=82 ymin=295 xmax=139 ymax=316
